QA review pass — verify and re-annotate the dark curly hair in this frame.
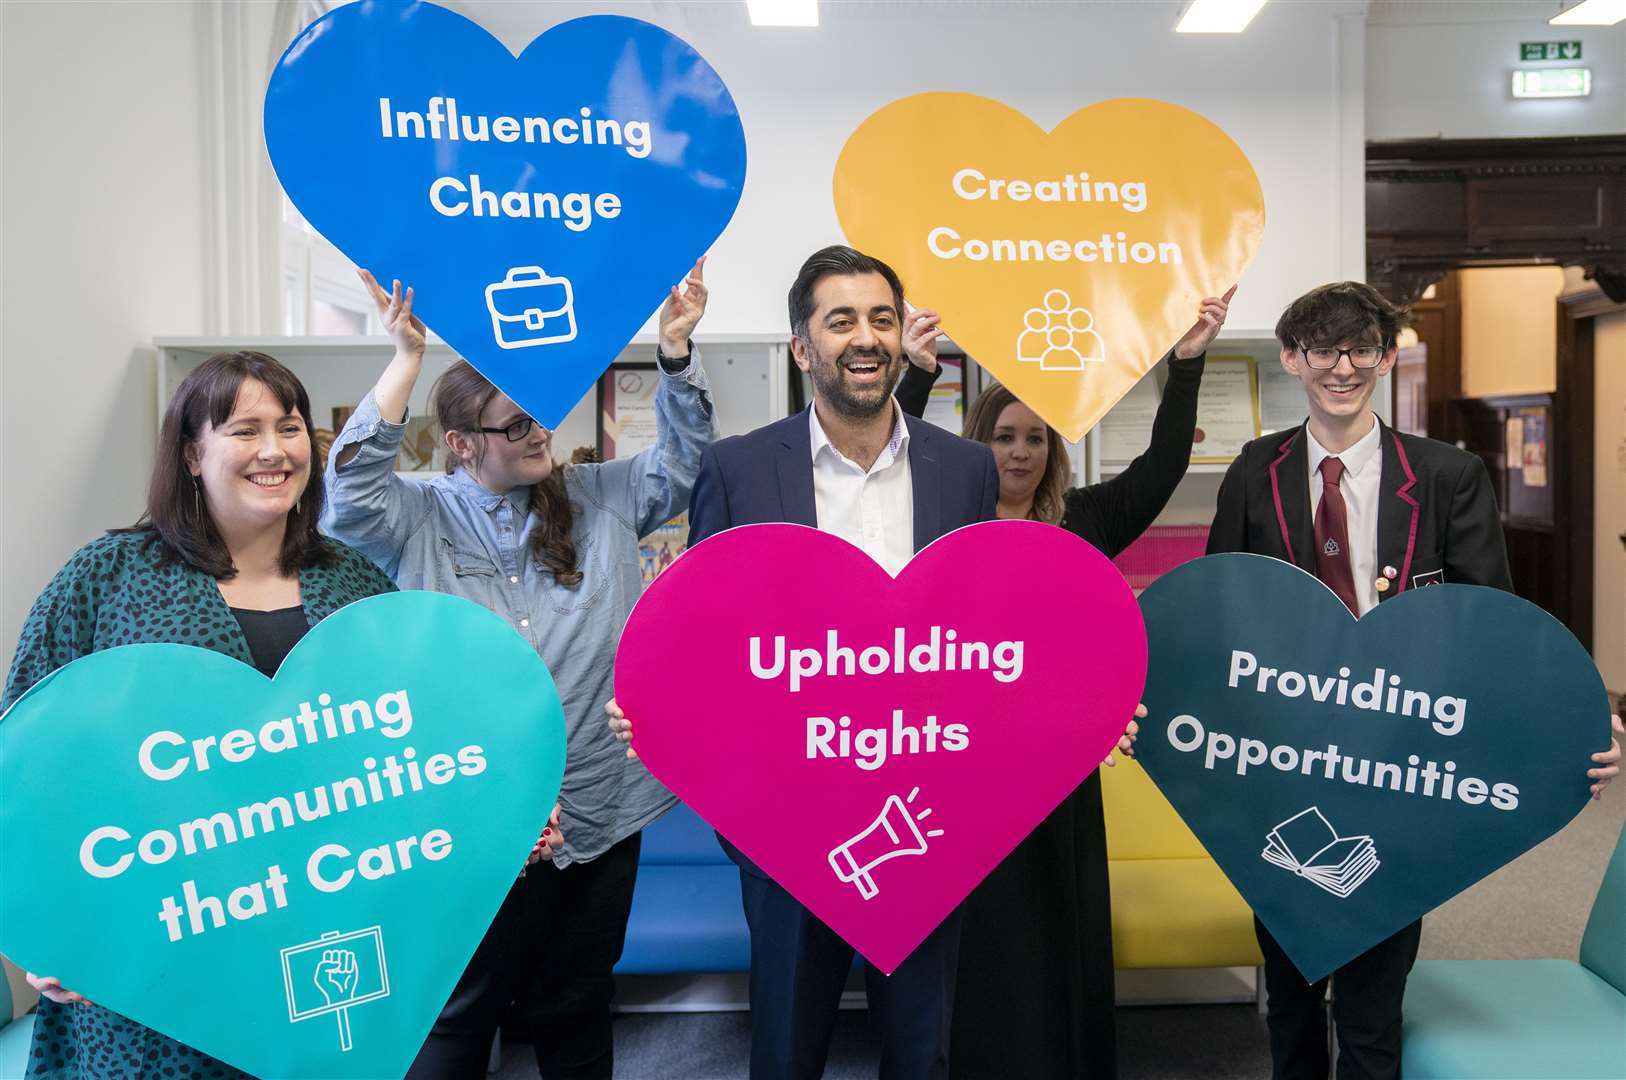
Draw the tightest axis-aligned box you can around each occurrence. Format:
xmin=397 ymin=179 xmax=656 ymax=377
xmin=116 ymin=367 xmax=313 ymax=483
xmin=1275 ymin=281 xmax=1408 ymax=352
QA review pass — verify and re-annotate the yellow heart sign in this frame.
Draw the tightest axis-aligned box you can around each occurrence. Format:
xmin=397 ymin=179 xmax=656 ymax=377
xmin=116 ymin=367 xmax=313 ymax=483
xmin=834 ymin=95 xmax=1264 ymax=442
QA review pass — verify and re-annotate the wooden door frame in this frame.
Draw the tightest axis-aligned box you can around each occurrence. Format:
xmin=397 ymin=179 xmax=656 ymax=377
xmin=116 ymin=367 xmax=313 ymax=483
xmin=1556 ymin=286 xmax=1622 ymax=652
xmin=1367 ymin=136 xmax=1625 ymax=645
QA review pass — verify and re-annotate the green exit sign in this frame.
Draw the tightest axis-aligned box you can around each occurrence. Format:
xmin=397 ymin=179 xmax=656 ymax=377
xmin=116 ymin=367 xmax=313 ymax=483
xmin=1522 ymin=41 xmax=1582 ymax=61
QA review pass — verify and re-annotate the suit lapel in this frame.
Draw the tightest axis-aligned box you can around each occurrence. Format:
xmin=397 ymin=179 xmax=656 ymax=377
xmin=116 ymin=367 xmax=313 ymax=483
xmin=1268 ymin=426 xmax=1316 ymax=572
xmin=1376 ymin=420 xmax=1421 ymax=599
xmin=907 ymin=415 xmax=941 ymax=553
xmin=777 ymin=409 xmax=818 ymax=528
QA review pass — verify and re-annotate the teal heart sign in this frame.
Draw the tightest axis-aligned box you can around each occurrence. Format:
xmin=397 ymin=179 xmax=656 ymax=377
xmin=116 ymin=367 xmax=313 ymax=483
xmin=0 ymin=592 xmax=565 ymax=1079
xmin=264 ymin=2 xmax=747 ymax=428
xmin=1136 ymin=554 xmax=1609 ymax=983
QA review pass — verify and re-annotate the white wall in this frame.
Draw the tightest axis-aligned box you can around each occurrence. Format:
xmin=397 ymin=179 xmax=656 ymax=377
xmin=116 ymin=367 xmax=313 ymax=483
xmin=1367 ymin=0 xmax=1626 ymax=140
xmin=454 ymin=0 xmax=1370 ymax=339
xmin=1 ymin=1 xmax=213 ymax=672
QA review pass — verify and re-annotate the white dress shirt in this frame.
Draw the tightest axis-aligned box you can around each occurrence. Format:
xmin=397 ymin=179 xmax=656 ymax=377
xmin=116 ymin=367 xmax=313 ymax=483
xmin=809 ymin=402 xmax=915 ymax=576
xmin=1306 ymin=415 xmax=1384 ymax=615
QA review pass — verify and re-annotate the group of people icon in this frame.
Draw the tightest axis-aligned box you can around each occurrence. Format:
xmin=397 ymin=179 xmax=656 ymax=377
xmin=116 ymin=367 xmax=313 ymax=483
xmin=1017 ymin=288 xmax=1106 ymax=371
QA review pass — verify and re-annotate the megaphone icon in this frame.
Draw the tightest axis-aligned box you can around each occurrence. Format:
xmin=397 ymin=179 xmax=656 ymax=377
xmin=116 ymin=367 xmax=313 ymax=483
xmin=828 ymin=787 xmax=945 ymax=900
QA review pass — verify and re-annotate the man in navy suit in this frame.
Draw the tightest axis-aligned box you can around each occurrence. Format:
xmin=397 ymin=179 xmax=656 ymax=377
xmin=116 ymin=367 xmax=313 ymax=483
xmin=612 ymin=245 xmax=996 ymax=1079
xmin=1207 ymin=281 xmax=1622 ymax=1080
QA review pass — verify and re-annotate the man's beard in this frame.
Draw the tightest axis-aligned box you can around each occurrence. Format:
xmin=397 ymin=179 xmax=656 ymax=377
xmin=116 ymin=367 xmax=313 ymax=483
xmin=808 ymin=344 xmax=904 ymax=422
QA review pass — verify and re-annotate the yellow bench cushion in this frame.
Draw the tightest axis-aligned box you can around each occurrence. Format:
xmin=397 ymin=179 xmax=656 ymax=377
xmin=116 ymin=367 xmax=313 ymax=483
xmin=1102 ymin=757 xmax=1210 ymax=861
xmin=1109 ymin=857 xmax=1264 ymax=969
xmin=1101 ymin=758 xmax=1262 ymax=969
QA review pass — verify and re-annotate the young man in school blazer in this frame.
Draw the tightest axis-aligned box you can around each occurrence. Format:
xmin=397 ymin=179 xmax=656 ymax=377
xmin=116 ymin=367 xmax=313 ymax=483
xmin=1207 ymin=281 xmax=1621 ymax=1080
xmin=611 ymin=246 xmax=997 ymax=1079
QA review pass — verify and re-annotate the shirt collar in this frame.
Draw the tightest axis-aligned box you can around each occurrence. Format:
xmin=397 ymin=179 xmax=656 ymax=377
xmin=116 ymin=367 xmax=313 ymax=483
xmin=1306 ymin=414 xmax=1383 ymax=480
xmin=809 ymin=401 xmax=910 ymax=473
xmin=448 ymin=467 xmax=531 ymax=514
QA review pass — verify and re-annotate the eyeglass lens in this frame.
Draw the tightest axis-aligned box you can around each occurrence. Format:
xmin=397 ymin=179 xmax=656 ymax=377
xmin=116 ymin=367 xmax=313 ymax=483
xmin=1302 ymin=345 xmax=1385 ymax=369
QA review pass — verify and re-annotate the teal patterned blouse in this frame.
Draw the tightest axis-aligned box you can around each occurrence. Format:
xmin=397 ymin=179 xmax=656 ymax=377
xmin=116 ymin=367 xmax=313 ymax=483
xmin=3 ymin=529 xmax=396 ymax=1080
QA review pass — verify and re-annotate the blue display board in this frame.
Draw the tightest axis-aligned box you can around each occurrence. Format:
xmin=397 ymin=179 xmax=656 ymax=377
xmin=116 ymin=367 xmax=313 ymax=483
xmin=265 ymin=2 xmax=747 ymax=426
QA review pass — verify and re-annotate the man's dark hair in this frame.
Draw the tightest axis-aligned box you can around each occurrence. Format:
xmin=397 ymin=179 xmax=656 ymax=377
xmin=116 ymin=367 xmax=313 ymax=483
xmin=787 ymin=245 xmax=906 ymax=340
xmin=1274 ymin=281 xmax=1408 ymax=351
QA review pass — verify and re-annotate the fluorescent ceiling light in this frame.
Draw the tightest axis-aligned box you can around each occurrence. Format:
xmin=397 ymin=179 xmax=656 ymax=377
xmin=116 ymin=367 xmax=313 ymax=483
xmin=1550 ymin=0 xmax=1626 ymax=24
xmin=1512 ymin=67 xmax=1592 ymax=97
xmin=1176 ymin=0 xmax=1269 ymax=33
xmin=747 ymin=0 xmax=818 ymax=27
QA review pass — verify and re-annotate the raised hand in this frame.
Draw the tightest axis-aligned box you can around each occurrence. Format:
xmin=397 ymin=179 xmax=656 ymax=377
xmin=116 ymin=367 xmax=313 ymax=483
xmin=314 ymin=948 xmax=359 ymax=1004
xmin=1173 ymin=284 xmax=1237 ymax=360
xmin=903 ymin=307 xmax=943 ymax=373
xmin=658 ymin=257 xmax=708 ymax=355
xmin=357 ymin=269 xmax=427 ymax=358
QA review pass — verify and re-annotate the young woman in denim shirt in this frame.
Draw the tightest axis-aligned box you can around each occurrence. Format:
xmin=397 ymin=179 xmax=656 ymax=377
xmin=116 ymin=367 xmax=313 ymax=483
xmin=322 ymin=263 xmax=716 ymax=1080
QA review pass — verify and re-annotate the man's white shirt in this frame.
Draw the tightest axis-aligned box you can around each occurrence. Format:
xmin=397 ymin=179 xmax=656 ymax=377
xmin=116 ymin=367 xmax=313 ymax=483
xmin=1306 ymin=414 xmax=1383 ymax=615
xmin=809 ymin=401 xmax=914 ymax=576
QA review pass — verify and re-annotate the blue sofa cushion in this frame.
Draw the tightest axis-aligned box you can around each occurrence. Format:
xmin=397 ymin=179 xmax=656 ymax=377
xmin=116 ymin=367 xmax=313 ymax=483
xmin=616 ymin=864 xmax=751 ymax=974
xmin=638 ymin=803 xmax=731 ymax=867
xmin=1 ymin=1013 xmax=35 ymax=1080
xmin=1403 ymin=959 xmax=1626 ymax=1079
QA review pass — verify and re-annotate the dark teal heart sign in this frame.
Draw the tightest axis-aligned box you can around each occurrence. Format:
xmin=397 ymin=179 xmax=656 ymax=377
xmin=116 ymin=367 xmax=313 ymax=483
xmin=0 ymin=592 xmax=565 ymax=1079
xmin=1136 ymin=554 xmax=1609 ymax=982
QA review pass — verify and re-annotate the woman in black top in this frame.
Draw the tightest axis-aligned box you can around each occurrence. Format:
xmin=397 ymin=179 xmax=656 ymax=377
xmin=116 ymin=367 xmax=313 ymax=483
xmin=894 ymin=289 xmax=1233 ymax=1080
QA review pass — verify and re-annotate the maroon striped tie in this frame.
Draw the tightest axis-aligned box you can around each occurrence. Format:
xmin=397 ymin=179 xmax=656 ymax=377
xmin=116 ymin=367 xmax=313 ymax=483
xmin=1314 ymin=457 xmax=1361 ymax=616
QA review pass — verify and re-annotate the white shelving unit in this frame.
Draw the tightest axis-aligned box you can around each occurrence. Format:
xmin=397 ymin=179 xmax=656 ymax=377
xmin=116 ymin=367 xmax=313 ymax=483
xmin=152 ymin=328 xmax=1286 ymax=499
xmin=154 ymin=333 xmax=793 ymax=460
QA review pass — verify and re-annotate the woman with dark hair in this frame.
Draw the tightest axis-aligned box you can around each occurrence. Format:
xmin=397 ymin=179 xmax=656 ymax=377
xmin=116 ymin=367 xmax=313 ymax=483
xmin=6 ymin=351 xmax=403 ymax=1079
xmin=321 ymin=264 xmax=716 ymax=1080
xmin=894 ymin=289 xmax=1233 ymax=1080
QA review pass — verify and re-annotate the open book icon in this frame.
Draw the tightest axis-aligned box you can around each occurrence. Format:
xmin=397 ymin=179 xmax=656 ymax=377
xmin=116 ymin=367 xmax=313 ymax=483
xmin=1262 ymin=807 xmax=1379 ymax=899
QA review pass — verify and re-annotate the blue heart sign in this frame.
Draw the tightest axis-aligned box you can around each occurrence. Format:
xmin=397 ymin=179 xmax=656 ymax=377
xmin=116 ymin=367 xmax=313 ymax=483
xmin=264 ymin=2 xmax=746 ymax=427
xmin=0 ymin=592 xmax=565 ymax=1079
xmin=1135 ymin=554 xmax=1609 ymax=982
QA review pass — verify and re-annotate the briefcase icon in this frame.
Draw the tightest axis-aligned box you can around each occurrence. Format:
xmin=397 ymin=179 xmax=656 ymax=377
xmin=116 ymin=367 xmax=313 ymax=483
xmin=485 ymin=266 xmax=578 ymax=349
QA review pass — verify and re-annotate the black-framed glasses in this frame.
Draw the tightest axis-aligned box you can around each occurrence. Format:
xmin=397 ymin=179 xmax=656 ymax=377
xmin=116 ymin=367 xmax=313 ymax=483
xmin=476 ymin=417 xmax=537 ymax=442
xmin=1298 ymin=343 xmax=1389 ymax=370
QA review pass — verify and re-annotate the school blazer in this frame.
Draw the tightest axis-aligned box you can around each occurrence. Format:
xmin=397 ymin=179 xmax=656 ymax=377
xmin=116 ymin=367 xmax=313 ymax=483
xmin=1206 ymin=419 xmax=1513 ymax=596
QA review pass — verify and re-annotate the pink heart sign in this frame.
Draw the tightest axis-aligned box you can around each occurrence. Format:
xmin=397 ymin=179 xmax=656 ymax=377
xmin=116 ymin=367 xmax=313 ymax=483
xmin=615 ymin=520 xmax=1147 ymax=973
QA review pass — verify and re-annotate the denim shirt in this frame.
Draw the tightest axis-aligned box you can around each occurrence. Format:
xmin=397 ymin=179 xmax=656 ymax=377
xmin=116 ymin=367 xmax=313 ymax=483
xmin=321 ymin=356 xmax=716 ymax=866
